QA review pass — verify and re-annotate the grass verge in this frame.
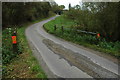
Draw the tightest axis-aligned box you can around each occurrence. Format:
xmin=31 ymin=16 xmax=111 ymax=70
xmin=44 ymin=15 xmax=120 ymax=59
xmin=2 ymin=15 xmax=55 ymax=78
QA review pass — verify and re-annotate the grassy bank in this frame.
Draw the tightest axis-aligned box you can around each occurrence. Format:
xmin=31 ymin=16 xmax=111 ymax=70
xmin=2 ymin=15 xmax=55 ymax=78
xmin=44 ymin=15 xmax=120 ymax=59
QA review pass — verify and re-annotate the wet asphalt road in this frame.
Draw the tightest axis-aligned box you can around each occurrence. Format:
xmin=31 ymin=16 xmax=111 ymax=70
xmin=25 ymin=15 xmax=119 ymax=78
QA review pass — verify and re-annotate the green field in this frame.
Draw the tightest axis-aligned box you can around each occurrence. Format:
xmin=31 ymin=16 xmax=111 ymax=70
xmin=44 ymin=15 xmax=120 ymax=59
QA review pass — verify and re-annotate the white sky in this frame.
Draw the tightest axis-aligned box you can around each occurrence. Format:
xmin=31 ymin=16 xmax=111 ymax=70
xmin=54 ymin=0 xmax=82 ymax=9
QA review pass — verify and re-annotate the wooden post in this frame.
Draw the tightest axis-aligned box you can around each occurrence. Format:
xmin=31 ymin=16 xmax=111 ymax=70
xmin=54 ymin=25 xmax=57 ymax=31
xmin=61 ymin=26 xmax=64 ymax=33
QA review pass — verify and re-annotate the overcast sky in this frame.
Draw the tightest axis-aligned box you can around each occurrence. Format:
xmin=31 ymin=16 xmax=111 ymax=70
xmin=54 ymin=0 xmax=82 ymax=9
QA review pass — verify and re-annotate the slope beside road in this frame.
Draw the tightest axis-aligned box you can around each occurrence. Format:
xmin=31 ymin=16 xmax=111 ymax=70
xmin=25 ymin=15 xmax=119 ymax=78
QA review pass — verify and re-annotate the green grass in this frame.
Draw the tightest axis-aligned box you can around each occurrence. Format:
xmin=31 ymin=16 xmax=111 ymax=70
xmin=2 ymin=15 xmax=56 ymax=78
xmin=44 ymin=15 xmax=75 ymax=33
xmin=44 ymin=15 xmax=120 ymax=59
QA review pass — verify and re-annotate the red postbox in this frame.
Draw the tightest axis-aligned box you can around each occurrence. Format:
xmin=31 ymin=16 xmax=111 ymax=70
xmin=12 ymin=36 xmax=17 ymax=44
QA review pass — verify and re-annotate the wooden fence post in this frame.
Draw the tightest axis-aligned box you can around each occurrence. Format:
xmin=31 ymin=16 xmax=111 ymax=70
xmin=61 ymin=26 xmax=64 ymax=33
xmin=54 ymin=25 xmax=57 ymax=31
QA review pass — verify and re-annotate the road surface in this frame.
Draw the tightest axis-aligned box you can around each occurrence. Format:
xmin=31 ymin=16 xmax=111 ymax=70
xmin=25 ymin=15 xmax=119 ymax=78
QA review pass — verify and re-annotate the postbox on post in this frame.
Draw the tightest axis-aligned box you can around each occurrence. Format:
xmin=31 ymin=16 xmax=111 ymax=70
xmin=12 ymin=30 xmax=18 ymax=53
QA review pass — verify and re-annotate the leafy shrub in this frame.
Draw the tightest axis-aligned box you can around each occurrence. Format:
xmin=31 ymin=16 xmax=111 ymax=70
xmin=113 ymin=41 xmax=120 ymax=51
xmin=2 ymin=27 xmax=23 ymax=64
xmin=98 ymin=40 xmax=120 ymax=52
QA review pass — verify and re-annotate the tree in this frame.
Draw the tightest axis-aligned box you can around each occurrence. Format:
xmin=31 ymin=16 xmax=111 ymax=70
xmin=2 ymin=2 xmax=52 ymax=29
xmin=65 ymin=2 xmax=120 ymax=41
xmin=59 ymin=5 xmax=65 ymax=10
xmin=74 ymin=5 xmax=81 ymax=10
xmin=69 ymin=3 xmax=71 ymax=10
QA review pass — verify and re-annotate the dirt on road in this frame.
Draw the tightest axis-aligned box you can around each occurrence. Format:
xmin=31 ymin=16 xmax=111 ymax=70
xmin=43 ymin=39 xmax=118 ymax=78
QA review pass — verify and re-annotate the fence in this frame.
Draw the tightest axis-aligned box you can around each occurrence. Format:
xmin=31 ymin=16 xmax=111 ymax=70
xmin=54 ymin=25 xmax=98 ymax=35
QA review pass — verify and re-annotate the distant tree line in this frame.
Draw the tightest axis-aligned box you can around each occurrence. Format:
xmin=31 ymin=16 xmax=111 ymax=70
xmin=50 ymin=1 xmax=65 ymax=15
xmin=65 ymin=2 xmax=120 ymax=41
xmin=2 ymin=2 xmax=65 ymax=29
xmin=2 ymin=2 xmax=64 ymax=29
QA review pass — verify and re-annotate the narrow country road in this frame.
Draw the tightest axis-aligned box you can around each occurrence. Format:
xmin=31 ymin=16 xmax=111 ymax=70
xmin=25 ymin=15 xmax=119 ymax=78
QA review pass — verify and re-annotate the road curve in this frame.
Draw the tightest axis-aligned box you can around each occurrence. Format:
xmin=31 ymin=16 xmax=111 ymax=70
xmin=25 ymin=15 xmax=119 ymax=78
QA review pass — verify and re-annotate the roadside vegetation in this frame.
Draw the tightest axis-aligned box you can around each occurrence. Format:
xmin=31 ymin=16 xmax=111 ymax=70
xmin=2 ymin=20 xmax=49 ymax=78
xmin=44 ymin=15 xmax=120 ymax=59
xmin=2 ymin=2 xmax=64 ymax=29
xmin=2 ymin=1 xmax=62 ymax=78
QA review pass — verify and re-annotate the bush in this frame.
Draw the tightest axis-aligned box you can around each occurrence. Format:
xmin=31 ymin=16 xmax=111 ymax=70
xmin=113 ymin=41 xmax=120 ymax=52
xmin=2 ymin=27 xmax=23 ymax=64
xmin=98 ymin=40 xmax=120 ymax=52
